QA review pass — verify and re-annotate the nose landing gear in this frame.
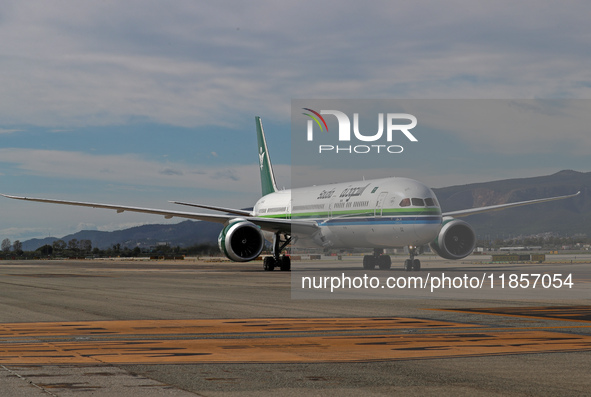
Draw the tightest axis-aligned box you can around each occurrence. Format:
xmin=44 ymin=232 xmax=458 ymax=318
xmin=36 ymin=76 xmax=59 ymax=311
xmin=404 ymin=246 xmax=421 ymax=271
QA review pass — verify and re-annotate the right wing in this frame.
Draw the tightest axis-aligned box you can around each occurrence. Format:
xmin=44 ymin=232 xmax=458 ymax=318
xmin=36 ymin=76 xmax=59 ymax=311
xmin=442 ymin=191 xmax=580 ymax=218
xmin=1 ymin=194 xmax=319 ymax=235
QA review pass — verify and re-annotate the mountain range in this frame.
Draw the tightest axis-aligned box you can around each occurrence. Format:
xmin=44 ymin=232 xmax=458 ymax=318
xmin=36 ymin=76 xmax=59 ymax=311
xmin=21 ymin=220 xmax=223 ymax=251
xmin=21 ymin=170 xmax=590 ymax=251
xmin=433 ymin=170 xmax=589 ymax=238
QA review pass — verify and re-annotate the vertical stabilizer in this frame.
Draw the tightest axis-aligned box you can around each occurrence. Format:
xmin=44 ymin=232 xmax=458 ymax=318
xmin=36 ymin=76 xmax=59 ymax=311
xmin=255 ymin=116 xmax=278 ymax=196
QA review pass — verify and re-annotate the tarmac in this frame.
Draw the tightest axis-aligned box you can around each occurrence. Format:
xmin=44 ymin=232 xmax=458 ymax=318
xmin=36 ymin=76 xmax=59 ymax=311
xmin=0 ymin=255 xmax=590 ymax=396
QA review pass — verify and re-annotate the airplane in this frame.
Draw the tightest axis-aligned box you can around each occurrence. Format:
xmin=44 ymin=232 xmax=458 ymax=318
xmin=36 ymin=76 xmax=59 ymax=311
xmin=2 ymin=117 xmax=580 ymax=272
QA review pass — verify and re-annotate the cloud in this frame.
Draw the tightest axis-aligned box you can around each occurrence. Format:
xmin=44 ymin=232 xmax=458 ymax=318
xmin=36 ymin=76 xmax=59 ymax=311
xmin=160 ymin=168 xmax=184 ymax=176
xmin=213 ymin=169 xmax=240 ymax=181
xmin=406 ymin=99 xmax=591 ymax=155
xmin=0 ymin=227 xmax=51 ymax=241
xmin=77 ymin=222 xmax=98 ymax=231
xmin=0 ymin=148 xmax=292 ymax=193
xmin=0 ymin=1 xmax=590 ymax=129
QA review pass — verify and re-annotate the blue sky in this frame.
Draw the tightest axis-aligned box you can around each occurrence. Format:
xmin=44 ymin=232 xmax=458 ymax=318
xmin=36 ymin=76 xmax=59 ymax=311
xmin=1 ymin=1 xmax=590 ymax=241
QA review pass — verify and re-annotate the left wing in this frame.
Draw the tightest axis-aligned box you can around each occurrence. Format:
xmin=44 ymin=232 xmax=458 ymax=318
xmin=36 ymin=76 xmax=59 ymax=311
xmin=169 ymin=200 xmax=252 ymax=216
xmin=442 ymin=191 xmax=580 ymax=218
xmin=1 ymin=194 xmax=319 ymax=235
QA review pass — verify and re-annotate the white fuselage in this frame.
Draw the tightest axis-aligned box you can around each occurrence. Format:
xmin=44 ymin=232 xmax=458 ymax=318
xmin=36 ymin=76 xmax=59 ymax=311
xmin=253 ymin=177 xmax=442 ymax=249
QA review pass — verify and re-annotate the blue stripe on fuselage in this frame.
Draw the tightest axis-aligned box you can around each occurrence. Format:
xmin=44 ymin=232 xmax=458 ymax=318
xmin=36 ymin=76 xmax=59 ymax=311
xmin=318 ymin=216 xmax=442 ymax=226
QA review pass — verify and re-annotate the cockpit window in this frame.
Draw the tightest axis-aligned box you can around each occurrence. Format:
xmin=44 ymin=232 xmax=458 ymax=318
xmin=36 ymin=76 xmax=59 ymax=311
xmin=399 ymin=198 xmax=410 ymax=207
xmin=411 ymin=198 xmax=425 ymax=207
xmin=401 ymin=197 xmax=438 ymax=207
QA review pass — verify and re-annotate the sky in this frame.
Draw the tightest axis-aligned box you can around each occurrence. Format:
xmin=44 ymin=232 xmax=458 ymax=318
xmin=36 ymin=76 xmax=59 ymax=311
xmin=1 ymin=1 xmax=590 ymax=241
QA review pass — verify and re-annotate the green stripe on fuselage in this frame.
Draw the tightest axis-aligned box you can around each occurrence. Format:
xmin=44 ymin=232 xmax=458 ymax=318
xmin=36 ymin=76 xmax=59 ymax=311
xmin=258 ymin=207 xmax=441 ymax=220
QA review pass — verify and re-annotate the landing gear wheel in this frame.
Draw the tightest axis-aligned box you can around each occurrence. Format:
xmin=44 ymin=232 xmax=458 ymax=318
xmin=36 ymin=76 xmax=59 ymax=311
xmin=404 ymin=259 xmax=412 ymax=271
xmin=268 ymin=232 xmax=292 ymax=272
xmin=363 ymin=255 xmax=375 ymax=270
xmin=377 ymin=255 xmax=391 ymax=270
xmin=263 ymin=256 xmax=276 ymax=271
xmin=404 ymin=246 xmax=422 ymax=271
xmin=279 ymin=255 xmax=291 ymax=271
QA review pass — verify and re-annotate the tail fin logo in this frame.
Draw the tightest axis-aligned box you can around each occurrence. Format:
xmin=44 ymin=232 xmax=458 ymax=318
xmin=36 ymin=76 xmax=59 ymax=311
xmin=259 ymin=147 xmax=265 ymax=170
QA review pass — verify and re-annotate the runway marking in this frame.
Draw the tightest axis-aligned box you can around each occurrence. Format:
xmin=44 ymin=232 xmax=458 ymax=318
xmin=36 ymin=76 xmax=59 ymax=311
xmin=440 ymin=306 xmax=591 ymax=323
xmin=0 ymin=317 xmax=474 ymax=338
xmin=0 ymin=330 xmax=590 ymax=365
xmin=1 ymin=317 xmax=591 ymax=365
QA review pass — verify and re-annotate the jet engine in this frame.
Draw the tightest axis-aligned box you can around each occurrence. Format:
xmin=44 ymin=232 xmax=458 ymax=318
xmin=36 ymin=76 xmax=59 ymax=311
xmin=429 ymin=217 xmax=476 ymax=260
xmin=218 ymin=219 xmax=265 ymax=262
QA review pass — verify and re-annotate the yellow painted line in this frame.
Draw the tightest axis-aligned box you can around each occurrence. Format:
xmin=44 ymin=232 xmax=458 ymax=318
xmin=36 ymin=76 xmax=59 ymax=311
xmin=0 ymin=330 xmax=590 ymax=365
xmin=0 ymin=317 xmax=476 ymax=338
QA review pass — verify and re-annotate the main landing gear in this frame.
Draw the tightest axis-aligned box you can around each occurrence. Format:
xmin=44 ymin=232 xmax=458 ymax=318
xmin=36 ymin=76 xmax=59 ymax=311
xmin=362 ymin=247 xmax=422 ymax=271
xmin=263 ymin=232 xmax=292 ymax=271
xmin=363 ymin=248 xmax=392 ymax=270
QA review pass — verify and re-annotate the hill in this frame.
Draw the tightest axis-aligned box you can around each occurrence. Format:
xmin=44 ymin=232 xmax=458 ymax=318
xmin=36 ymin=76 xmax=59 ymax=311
xmin=22 ymin=220 xmax=222 ymax=251
xmin=432 ymin=170 xmax=590 ymax=238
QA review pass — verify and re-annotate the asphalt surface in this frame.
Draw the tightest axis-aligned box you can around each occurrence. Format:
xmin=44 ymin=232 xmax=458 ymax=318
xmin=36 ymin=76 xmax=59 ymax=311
xmin=0 ymin=255 xmax=590 ymax=396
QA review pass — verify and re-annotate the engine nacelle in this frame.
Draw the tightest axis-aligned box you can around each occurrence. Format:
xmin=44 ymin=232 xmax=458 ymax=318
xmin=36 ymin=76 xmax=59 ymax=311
xmin=429 ymin=217 xmax=476 ymax=260
xmin=218 ymin=219 xmax=265 ymax=262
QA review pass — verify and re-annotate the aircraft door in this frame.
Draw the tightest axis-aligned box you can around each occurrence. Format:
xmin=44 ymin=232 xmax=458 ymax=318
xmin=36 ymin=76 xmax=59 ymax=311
xmin=375 ymin=192 xmax=388 ymax=216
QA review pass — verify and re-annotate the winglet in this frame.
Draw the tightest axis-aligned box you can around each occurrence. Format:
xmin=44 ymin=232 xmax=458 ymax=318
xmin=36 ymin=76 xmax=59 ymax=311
xmin=255 ymin=116 xmax=278 ymax=196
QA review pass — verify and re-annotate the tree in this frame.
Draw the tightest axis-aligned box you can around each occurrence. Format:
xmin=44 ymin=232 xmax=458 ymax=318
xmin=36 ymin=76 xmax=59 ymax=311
xmin=79 ymin=240 xmax=92 ymax=253
xmin=36 ymin=244 xmax=53 ymax=255
xmin=13 ymin=240 xmax=23 ymax=255
xmin=53 ymin=240 xmax=66 ymax=253
xmin=68 ymin=239 xmax=79 ymax=251
xmin=1 ymin=238 xmax=11 ymax=253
